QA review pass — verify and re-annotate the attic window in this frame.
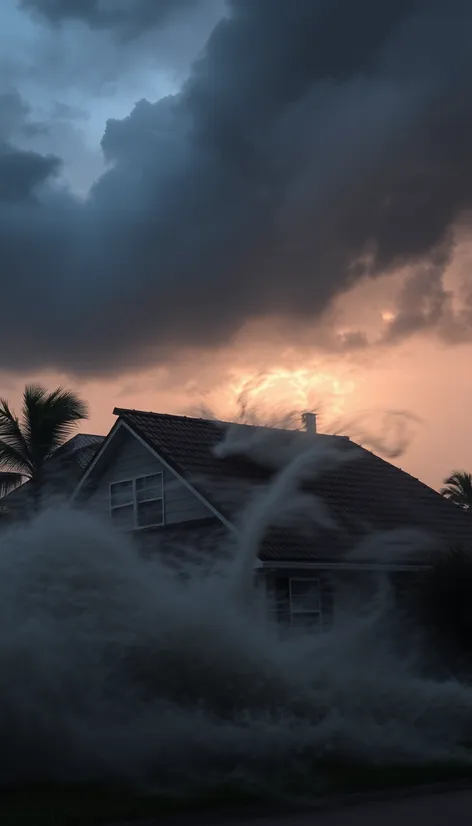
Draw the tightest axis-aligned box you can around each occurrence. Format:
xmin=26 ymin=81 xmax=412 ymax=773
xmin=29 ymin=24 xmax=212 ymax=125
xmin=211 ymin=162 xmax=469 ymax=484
xmin=110 ymin=473 xmax=164 ymax=529
xmin=289 ymin=578 xmax=323 ymax=628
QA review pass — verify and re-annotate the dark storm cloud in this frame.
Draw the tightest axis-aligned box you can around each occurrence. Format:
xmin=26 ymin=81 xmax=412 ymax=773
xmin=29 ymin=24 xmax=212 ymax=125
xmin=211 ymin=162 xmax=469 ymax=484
xmin=382 ymin=266 xmax=472 ymax=348
xmin=3 ymin=0 xmax=472 ymax=375
xmin=0 ymin=91 xmax=59 ymax=201
xmin=0 ymin=145 xmax=59 ymax=201
xmin=20 ymin=0 xmax=203 ymax=38
xmin=0 ymin=90 xmax=45 ymax=141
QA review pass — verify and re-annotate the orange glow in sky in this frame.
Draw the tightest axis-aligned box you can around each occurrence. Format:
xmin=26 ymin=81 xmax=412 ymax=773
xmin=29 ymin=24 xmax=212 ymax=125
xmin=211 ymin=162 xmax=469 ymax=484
xmin=4 ymin=241 xmax=472 ymax=496
xmin=2 ymin=332 xmax=472 ymax=496
xmin=381 ymin=310 xmax=396 ymax=322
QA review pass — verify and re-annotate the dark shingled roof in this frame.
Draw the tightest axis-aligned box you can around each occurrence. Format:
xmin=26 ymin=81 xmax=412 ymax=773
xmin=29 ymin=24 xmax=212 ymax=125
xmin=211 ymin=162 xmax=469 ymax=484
xmin=2 ymin=434 xmax=104 ymax=516
xmin=50 ymin=433 xmax=105 ymax=469
xmin=114 ymin=408 xmax=472 ymax=563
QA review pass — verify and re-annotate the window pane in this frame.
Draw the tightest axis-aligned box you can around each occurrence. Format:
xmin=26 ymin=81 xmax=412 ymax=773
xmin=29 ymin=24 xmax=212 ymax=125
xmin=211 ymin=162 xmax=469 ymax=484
xmin=111 ymin=504 xmax=134 ymax=529
xmin=290 ymin=580 xmax=321 ymax=612
xmin=136 ymin=474 xmax=163 ymax=501
xmin=137 ymin=499 xmax=163 ymax=527
xmin=110 ymin=480 xmax=133 ymax=507
xmin=136 ymin=486 xmax=162 ymax=503
xmin=136 ymin=474 xmax=162 ymax=491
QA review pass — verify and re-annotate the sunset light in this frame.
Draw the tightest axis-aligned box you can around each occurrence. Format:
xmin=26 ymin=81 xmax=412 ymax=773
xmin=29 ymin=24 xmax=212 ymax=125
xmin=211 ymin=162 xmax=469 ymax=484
xmin=227 ymin=365 xmax=357 ymax=425
xmin=381 ymin=310 xmax=396 ymax=322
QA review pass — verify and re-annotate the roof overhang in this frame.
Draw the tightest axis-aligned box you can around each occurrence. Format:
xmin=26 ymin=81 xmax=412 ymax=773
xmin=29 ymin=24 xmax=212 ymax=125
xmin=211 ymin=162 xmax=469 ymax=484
xmin=259 ymin=560 xmax=430 ymax=572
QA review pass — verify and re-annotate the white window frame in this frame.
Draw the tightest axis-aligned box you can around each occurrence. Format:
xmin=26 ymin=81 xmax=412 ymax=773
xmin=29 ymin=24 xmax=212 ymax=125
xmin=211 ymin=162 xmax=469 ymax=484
xmin=289 ymin=577 xmax=323 ymax=627
xmin=109 ymin=472 xmax=165 ymax=530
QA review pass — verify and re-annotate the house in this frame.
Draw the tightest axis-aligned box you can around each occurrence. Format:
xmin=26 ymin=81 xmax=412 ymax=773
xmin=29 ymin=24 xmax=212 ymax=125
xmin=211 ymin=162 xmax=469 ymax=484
xmin=70 ymin=407 xmax=472 ymax=627
xmin=0 ymin=433 xmax=104 ymax=521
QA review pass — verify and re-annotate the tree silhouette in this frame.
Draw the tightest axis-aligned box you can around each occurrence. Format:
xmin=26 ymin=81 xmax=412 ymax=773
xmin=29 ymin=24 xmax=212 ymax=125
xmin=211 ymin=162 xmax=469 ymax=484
xmin=440 ymin=470 xmax=472 ymax=510
xmin=0 ymin=384 xmax=88 ymax=509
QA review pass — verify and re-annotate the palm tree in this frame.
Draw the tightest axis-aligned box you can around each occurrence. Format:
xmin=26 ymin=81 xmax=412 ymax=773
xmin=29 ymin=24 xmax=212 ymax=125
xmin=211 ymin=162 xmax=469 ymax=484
xmin=440 ymin=470 xmax=472 ymax=510
xmin=0 ymin=384 xmax=88 ymax=509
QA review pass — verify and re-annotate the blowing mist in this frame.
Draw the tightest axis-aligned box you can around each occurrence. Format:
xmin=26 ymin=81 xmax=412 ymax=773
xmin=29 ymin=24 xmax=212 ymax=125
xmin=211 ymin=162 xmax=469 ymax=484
xmin=1 ymin=424 xmax=472 ymax=801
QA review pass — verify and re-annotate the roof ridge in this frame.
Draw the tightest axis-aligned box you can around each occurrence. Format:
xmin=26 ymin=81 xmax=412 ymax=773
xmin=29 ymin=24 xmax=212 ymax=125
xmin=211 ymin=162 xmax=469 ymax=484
xmin=114 ymin=407 xmax=235 ymax=426
xmin=113 ymin=407 xmax=298 ymax=432
xmin=112 ymin=407 xmax=347 ymax=438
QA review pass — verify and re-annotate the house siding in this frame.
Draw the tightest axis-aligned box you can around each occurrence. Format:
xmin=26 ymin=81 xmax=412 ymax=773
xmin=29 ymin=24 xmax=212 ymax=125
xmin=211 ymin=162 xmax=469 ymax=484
xmin=83 ymin=429 xmax=214 ymax=526
xmin=135 ymin=519 xmax=233 ymax=565
xmin=263 ymin=567 xmax=424 ymax=630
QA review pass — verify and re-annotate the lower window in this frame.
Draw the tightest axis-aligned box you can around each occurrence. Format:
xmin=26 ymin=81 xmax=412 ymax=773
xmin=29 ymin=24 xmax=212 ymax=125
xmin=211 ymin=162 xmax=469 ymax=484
xmin=289 ymin=578 xmax=323 ymax=628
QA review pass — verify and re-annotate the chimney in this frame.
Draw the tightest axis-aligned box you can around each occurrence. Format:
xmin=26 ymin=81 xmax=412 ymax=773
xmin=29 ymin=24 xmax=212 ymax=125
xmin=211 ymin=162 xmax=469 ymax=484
xmin=302 ymin=412 xmax=317 ymax=434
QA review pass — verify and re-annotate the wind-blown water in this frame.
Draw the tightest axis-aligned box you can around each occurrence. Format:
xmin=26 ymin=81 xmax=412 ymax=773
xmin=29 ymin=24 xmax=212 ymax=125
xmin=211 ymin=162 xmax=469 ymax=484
xmin=1 ymin=430 xmax=472 ymax=796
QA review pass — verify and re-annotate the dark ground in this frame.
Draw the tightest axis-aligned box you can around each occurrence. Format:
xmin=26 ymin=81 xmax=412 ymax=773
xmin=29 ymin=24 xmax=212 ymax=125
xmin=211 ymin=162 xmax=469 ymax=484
xmin=154 ymin=788 xmax=472 ymax=825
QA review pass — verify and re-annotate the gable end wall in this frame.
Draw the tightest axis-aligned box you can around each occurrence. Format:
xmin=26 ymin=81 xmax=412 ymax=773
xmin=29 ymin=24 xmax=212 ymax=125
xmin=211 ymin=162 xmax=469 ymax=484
xmin=83 ymin=429 xmax=213 ymax=525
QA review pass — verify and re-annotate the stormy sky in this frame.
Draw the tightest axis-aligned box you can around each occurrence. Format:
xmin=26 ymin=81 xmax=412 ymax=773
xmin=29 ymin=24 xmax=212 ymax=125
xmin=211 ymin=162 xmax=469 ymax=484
xmin=2 ymin=0 xmax=472 ymax=377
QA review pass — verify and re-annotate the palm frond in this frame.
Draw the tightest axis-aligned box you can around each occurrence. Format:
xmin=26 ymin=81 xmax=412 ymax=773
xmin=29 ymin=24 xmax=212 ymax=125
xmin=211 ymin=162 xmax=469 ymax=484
xmin=0 ymin=441 xmax=32 ymax=476
xmin=0 ymin=397 xmax=32 ymax=475
xmin=0 ymin=471 xmax=24 ymax=497
xmin=22 ymin=384 xmax=89 ymax=463
xmin=440 ymin=470 xmax=472 ymax=510
xmin=21 ymin=384 xmax=50 ymax=464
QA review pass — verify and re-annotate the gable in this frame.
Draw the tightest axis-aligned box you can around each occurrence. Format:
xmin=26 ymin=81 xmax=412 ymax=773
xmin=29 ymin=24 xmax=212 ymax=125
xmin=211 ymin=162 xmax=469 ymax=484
xmin=75 ymin=425 xmax=221 ymax=526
